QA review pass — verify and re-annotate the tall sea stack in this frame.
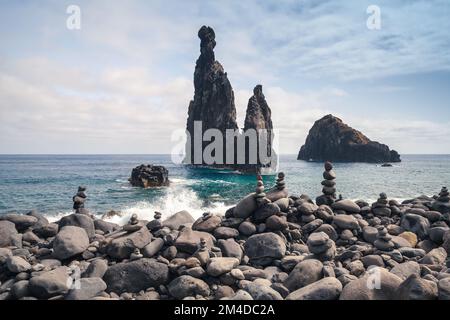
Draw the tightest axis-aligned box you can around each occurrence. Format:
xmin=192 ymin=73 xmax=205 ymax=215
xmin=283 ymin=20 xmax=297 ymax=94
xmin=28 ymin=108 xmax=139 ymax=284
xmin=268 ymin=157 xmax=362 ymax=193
xmin=298 ymin=114 xmax=401 ymax=163
xmin=243 ymin=85 xmax=276 ymax=171
xmin=185 ymin=26 xmax=276 ymax=172
xmin=185 ymin=26 xmax=238 ymax=166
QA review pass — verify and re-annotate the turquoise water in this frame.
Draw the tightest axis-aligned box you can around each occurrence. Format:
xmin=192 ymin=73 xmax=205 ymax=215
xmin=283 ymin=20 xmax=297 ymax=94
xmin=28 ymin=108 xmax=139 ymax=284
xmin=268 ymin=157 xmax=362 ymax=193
xmin=0 ymin=154 xmax=449 ymax=221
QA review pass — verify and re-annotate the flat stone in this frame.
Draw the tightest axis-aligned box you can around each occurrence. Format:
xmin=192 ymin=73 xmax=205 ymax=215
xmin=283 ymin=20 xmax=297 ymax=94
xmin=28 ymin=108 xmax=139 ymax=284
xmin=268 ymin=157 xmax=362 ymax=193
xmin=214 ymin=227 xmax=239 ymax=239
xmin=333 ymin=214 xmax=359 ymax=230
xmin=390 ymin=261 xmax=421 ymax=280
xmin=65 ymin=277 xmax=107 ymax=300
xmin=174 ymin=227 xmax=215 ymax=254
xmin=163 ymin=210 xmax=194 ymax=230
xmin=192 ymin=215 xmax=222 ymax=232
xmin=59 ymin=214 xmax=95 ymax=239
xmin=142 ymin=238 xmax=164 ymax=258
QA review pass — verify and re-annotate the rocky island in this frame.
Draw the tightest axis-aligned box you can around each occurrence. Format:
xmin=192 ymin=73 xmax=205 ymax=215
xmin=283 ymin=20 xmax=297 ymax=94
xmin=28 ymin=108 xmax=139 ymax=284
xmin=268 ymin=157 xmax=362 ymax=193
xmin=298 ymin=114 xmax=401 ymax=163
xmin=1 ymin=164 xmax=450 ymax=300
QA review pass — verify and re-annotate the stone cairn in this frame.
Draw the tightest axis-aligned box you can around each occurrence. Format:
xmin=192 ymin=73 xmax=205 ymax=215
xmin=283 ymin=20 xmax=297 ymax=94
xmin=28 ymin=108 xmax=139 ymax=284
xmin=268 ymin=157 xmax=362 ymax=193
xmin=275 ymin=172 xmax=286 ymax=191
xmin=372 ymin=192 xmax=392 ymax=217
xmin=123 ymin=214 xmax=143 ymax=232
xmin=432 ymin=187 xmax=450 ymax=214
xmin=194 ymin=238 xmax=210 ymax=266
xmin=255 ymin=175 xmax=268 ymax=207
xmin=130 ymin=248 xmax=143 ymax=261
xmin=374 ymin=226 xmax=394 ymax=251
xmin=307 ymin=231 xmax=336 ymax=261
xmin=316 ymin=161 xmax=336 ymax=206
xmin=147 ymin=211 xmax=163 ymax=231
xmin=72 ymin=186 xmax=87 ymax=213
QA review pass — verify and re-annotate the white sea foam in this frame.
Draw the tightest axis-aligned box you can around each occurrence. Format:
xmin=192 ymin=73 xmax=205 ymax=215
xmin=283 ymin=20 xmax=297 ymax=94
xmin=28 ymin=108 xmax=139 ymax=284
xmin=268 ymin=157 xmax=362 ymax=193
xmin=104 ymin=185 xmax=232 ymax=226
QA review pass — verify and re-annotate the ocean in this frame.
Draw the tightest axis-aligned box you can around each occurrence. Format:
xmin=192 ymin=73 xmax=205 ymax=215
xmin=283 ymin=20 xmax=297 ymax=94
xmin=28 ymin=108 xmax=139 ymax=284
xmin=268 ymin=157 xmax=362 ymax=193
xmin=0 ymin=154 xmax=449 ymax=223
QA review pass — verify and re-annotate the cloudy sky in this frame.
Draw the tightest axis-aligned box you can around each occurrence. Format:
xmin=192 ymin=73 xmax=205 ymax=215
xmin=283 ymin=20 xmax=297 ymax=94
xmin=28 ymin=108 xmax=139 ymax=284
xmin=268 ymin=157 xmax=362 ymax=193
xmin=1 ymin=0 xmax=450 ymax=154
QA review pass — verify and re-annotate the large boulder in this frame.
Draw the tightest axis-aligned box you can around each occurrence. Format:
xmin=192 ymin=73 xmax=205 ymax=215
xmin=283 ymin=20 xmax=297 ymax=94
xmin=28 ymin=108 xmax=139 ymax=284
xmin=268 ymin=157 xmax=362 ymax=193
xmin=332 ymin=200 xmax=361 ymax=213
xmin=233 ymin=194 xmax=257 ymax=219
xmin=103 ymin=258 xmax=169 ymax=294
xmin=192 ymin=215 xmax=222 ymax=232
xmin=65 ymin=277 xmax=107 ymax=300
xmin=286 ymin=277 xmax=342 ymax=300
xmin=58 ymin=214 xmax=95 ymax=239
xmin=29 ymin=266 xmax=70 ymax=299
xmin=129 ymin=164 xmax=169 ymax=188
xmin=297 ymin=114 xmax=401 ymax=163
xmin=400 ymin=213 xmax=430 ymax=240
xmin=82 ymin=259 xmax=108 ymax=278
xmin=106 ymin=226 xmax=152 ymax=260
xmin=0 ymin=213 xmax=38 ymax=232
xmin=53 ymin=226 xmax=89 ymax=260
xmin=163 ymin=211 xmax=194 ymax=230
xmin=244 ymin=233 xmax=286 ymax=266
xmin=340 ymin=267 xmax=403 ymax=300
xmin=397 ymin=274 xmax=438 ymax=300
xmin=174 ymin=227 xmax=215 ymax=254
xmin=6 ymin=256 xmax=31 ymax=273
xmin=167 ymin=275 xmax=210 ymax=299
xmin=0 ymin=220 xmax=21 ymax=247
xmin=284 ymin=259 xmax=323 ymax=292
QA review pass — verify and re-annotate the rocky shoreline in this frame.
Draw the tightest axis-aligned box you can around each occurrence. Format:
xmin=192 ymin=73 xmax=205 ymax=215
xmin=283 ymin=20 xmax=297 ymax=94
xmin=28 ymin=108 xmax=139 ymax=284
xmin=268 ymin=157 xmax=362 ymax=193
xmin=1 ymin=163 xmax=450 ymax=300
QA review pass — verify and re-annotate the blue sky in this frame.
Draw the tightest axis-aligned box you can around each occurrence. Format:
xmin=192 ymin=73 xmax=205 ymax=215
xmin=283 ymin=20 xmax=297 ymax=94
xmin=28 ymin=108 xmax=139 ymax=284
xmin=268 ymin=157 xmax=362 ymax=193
xmin=0 ymin=0 xmax=449 ymax=154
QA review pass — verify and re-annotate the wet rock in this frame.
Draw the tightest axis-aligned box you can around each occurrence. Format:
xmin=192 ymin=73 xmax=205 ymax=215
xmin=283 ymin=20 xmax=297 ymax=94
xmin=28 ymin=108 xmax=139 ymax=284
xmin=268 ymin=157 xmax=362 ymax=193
xmin=129 ymin=164 xmax=169 ymax=188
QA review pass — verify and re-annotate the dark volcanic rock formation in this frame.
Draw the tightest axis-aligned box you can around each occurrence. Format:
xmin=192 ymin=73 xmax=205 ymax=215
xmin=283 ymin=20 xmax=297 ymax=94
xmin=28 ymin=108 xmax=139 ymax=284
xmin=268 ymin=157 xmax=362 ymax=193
xmin=129 ymin=164 xmax=169 ymax=188
xmin=185 ymin=26 xmax=238 ymax=166
xmin=243 ymin=85 xmax=275 ymax=170
xmin=297 ymin=114 xmax=401 ymax=163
